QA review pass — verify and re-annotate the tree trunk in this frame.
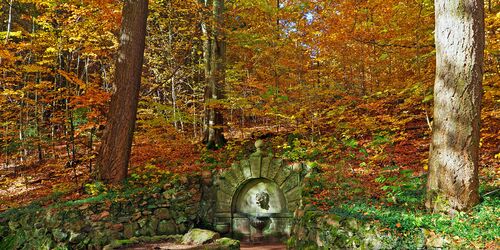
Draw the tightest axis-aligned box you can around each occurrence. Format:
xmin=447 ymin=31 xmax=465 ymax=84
xmin=202 ymin=0 xmax=226 ymax=149
xmin=426 ymin=0 xmax=484 ymax=212
xmin=5 ymin=0 xmax=13 ymax=43
xmin=97 ymin=0 xmax=148 ymax=184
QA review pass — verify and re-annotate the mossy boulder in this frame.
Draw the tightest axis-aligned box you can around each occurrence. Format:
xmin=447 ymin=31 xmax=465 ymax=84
xmin=214 ymin=237 xmax=240 ymax=250
xmin=181 ymin=228 xmax=220 ymax=245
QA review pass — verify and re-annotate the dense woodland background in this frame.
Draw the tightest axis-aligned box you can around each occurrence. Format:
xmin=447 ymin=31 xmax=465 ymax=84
xmin=0 ymin=0 xmax=498 ymax=237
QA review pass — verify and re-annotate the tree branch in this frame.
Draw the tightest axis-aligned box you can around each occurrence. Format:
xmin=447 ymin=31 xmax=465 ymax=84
xmin=352 ymin=37 xmax=435 ymax=49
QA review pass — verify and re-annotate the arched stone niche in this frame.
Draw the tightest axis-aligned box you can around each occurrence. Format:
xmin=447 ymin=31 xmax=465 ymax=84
xmin=213 ymin=140 xmax=303 ymax=242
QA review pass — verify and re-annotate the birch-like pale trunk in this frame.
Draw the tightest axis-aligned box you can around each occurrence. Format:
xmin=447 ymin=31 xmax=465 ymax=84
xmin=426 ymin=0 xmax=484 ymax=212
xmin=202 ymin=0 xmax=226 ymax=148
xmin=5 ymin=0 xmax=13 ymax=43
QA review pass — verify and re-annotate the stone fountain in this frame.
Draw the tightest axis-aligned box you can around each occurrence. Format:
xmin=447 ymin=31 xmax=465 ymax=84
xmin=246 ymin=191 xmax=271 ymax=241
xmin=213 ymin=140 xmax=305 ymax=243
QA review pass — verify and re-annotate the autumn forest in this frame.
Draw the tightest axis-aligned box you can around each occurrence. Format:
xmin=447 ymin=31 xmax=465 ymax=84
xmin=0 ymin=0 xmax=498 ymax=249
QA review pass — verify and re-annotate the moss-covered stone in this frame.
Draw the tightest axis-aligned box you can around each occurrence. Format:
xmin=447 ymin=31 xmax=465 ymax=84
xmin=154 ymin=208 xmax=171 ymax=220
xmin=181 ymin=228 xmax=220 ymax=245
xmin=214 ymin=237 xmax=240 ymax=250
xmin=158 ymin=220 xmax=177 ymax=235
xmin=146 ymin=217 xmax=159 ymax=236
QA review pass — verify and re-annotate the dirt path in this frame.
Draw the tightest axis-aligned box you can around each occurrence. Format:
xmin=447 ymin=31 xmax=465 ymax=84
xmin=240 ymin=243 xmax=286 ymax=250
xmin=122 ymin=242 xmax=286 ymax=250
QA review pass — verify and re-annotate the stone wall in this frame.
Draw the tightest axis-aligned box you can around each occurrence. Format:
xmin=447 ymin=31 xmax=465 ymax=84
xmin=288 ymin=206 xmax=453 ymax=250
xmin=0 ymin=182 xmax=201 ymax=249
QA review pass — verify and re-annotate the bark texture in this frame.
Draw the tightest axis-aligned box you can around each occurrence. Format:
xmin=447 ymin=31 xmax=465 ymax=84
xmin=202 ymin=0 xmax=226 ymax=149
xmin=426 ymin=0 xmax=484 ymax=212
xmin=97 ymin=0 xmax=148 ymax=184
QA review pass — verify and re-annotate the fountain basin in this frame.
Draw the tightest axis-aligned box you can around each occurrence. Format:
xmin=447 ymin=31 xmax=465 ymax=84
xmin=248 ymin=215 xmax=271 ymax=231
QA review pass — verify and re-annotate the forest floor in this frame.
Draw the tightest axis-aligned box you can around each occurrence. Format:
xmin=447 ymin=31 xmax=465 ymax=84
xmin=0 ymin=127 xmax=200 ymax=212
xmin=1 ymin=92 xmax=498 ymax=212
xmin=0 ymin=92 xmax=498 ymax=249
xmin=240 ymin=243 xmax=286 ymax=250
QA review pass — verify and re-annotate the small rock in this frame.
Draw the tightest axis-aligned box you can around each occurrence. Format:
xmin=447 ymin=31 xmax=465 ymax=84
xmin=215 ymin=237 xmax=240 ymax=249
xmin=182 ymin=228 xmax=220 ymax=245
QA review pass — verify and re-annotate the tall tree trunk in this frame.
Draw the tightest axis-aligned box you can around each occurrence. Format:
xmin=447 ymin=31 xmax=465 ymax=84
xmin=5 ymin=0 xmax=13 ymax=43
xmin=97 ymin=0 xmax=148 ymax=184
xmin=201 ymin=0 xmax=211 ymax=143
xmin=203 ymin=0 xmax=226 ymax=149
xmin=426 ymin=0 xmax=484 ymax=212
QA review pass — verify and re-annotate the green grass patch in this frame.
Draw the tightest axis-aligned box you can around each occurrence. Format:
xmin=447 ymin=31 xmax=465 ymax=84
xmin=330 ymin=196 xmax=499 ymax=245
